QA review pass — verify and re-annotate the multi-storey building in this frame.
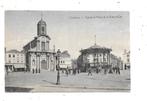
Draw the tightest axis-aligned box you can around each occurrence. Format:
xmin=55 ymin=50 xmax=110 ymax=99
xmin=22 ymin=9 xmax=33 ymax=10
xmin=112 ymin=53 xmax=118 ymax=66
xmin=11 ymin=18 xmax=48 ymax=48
xmin=122 ymin=50 xmax=130 ymax=69
xmin=5 ymin=49 xmax=26 ymax=71
xmin=110 ymin=54 xmax=123 ymax=70
xmin=59 ymin=51 xmax=72 ymax=70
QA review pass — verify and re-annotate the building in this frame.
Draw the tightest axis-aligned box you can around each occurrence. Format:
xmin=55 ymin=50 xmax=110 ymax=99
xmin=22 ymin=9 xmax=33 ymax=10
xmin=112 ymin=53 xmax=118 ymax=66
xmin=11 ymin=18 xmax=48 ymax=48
xmin=59 ymin=50 xmax=72 ymax=70
xmin=110 ymin=54 xmax=123 ymax=70
xmin=77 ymin=44 xmax=112 ymax=72
xmin=5 ymin=49 xmax=26 ymax=72
xmin=23 ymin=18 xmax=56 ymax=72
xmin=122 ymin=50 xmax=130 ymax=69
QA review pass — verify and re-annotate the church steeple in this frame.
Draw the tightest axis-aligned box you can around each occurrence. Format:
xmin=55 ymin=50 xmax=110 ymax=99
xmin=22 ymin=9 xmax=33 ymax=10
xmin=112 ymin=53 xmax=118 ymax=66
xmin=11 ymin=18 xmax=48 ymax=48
xmin=37 ymin=17 xmax=47 ymax=36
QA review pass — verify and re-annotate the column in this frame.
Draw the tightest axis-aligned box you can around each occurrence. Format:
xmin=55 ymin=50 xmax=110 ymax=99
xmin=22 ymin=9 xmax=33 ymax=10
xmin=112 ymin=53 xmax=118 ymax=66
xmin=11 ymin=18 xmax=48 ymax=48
xmin=46 ymin=54 xmax=49 ymax=70
xmin=103 ymin=52 xmax=104 ymax=65
xmin=47 ymin=54 xmax=50 ymax=71
xmin=39 ymin=54 xmax=40 ymax=71
xmin=107 ymin=53 xmax=109 ymax=65
xmin=29 ymin=53 xmax=32 ymax=71
xmin=108 ymin=53 xmax=110 ymax=65
xmin=35 ymin=53 xmax=38 ymax=71
xmin=39 ymin=53 xmax=41 ymax=70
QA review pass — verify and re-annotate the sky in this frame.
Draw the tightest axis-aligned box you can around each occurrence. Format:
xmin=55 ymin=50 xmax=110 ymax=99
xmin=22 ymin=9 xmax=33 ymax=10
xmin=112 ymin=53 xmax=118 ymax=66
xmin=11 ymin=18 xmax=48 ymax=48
xmin=5 ymin=11 xmax=130 ymax=59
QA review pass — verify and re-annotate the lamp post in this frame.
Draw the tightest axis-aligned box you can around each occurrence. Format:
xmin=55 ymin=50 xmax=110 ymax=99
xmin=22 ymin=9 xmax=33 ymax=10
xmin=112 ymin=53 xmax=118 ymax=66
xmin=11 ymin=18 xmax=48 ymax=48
xmin=56 ymin=49 xmax=61 ymax=85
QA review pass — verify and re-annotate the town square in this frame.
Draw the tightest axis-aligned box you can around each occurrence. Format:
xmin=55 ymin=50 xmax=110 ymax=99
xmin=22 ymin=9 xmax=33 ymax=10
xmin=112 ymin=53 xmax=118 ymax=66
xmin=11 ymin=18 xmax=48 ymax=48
xmin=5 ymin=11 xmax=130 ymax=92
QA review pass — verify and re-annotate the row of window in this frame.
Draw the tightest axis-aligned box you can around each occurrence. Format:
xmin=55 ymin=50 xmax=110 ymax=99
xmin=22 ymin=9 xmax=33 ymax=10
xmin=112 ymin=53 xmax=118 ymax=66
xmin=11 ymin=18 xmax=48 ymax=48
xmin=8 ymin=60 xmax=24 ymax=63
xmin=37 ymin=41 xmax=49 ymax=51
xmin=8 ymin=54 xmax=24 ymax=58
xmin=60 ymin=60 xmax=65 ymax=64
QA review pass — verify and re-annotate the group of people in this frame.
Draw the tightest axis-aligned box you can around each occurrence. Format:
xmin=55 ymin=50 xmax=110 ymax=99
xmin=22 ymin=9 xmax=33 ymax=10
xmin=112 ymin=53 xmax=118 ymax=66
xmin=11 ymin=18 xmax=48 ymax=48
xmin=87 ymin=65 xmax=121 ymax=76
xmin=62 ymin=68 xmax=80 ymax=76
xmin=112 ymin=67 xmax=120 ymax=74
xmin=32 ymin=68 xmax=41 ymax=74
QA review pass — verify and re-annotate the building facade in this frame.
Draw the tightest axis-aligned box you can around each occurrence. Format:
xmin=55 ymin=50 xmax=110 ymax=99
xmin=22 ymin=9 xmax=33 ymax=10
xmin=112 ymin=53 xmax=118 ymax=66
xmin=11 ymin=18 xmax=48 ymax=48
xmin=59 ymin=51 xmax=72 ymax=70
xmin=122 ymin=50 xmax=130 ymax=69
xmin=77 ymin=44 xmax=112 ymax=72
xmin=23 ymin=18 xmax=56 ymax=72
xmin=110 ymin=54 xmax=123 ymax=70
xmin=5 ymin=49 xmax=26 ymax=71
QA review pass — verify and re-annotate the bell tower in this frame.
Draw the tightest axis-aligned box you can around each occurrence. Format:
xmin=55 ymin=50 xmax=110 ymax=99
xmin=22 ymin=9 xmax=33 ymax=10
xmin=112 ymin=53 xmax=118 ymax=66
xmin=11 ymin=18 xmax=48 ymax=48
xmin=37 ymin=18 xmax=47 ymax=36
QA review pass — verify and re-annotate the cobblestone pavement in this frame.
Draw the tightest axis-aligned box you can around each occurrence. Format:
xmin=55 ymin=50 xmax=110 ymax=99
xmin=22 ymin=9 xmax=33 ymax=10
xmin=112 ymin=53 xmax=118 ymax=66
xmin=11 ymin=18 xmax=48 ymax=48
xmin=5 ymin=70 xmax=130 ymax=92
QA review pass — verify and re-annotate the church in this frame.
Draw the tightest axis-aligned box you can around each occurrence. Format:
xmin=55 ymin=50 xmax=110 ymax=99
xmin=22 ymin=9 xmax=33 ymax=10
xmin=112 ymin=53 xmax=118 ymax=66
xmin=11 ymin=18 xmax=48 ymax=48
xmin=23 ymin=18 xmax=56 ymax=72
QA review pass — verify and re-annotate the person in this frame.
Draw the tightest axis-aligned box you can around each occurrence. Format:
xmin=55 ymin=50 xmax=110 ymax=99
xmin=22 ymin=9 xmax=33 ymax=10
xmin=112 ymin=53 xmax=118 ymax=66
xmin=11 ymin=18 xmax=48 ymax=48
xmin=104 ymin=66 xmax=107 ymax=74
xmin=73 ymin=68 xmax=76 ymax=75
xmin=125 ymin=64 xmax=127 ymax=70
xmin=96 ymin=67 xmax=98 ymax=74
xmin=5 ymin=66 xmax=8 ymax=75
xmin=88 ymin=67 xmax=92 ymax=76
xmin=39 ymin=68 xmax=40 ymax=73
xmin=65 ymin=68 xmax=69 ymax=76
xmin=36 ymin=68 xmax=37 ymax=73
xmin=118 ymin=67 xmax=120 ymax=75
xmin=77 ymin=69 xmax=80 ymax=74
xmin=32 ymin=68 xmax=34 ymax=74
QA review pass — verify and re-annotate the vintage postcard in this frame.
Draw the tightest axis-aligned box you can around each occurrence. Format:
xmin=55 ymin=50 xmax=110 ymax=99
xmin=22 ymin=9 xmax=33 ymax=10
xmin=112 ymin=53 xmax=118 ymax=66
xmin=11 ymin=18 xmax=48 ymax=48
xmin=5 ymin=11 xmax=130 ymax=92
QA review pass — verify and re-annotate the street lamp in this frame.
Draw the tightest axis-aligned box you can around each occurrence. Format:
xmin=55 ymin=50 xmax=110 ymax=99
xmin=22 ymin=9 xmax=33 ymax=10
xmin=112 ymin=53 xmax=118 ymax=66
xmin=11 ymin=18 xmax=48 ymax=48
xmin=56 ymin=49 xmax=61 ymax=85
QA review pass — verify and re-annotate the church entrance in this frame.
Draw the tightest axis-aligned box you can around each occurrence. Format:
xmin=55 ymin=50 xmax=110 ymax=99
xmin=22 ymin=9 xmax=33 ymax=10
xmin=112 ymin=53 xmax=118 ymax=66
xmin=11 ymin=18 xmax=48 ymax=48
xmin=41 ymin=60 xmax=47 ymax=70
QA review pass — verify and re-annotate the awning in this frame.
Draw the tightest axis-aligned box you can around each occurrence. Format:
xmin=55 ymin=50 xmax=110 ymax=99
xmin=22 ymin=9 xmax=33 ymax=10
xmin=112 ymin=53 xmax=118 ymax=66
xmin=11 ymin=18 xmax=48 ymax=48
xmin=13 ymin=64 xmax=26 ymax=68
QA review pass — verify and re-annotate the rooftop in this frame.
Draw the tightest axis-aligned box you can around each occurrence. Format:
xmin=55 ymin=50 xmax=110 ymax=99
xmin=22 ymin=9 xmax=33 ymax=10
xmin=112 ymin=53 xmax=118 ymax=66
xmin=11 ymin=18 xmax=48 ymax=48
xmin=80 ymin=44 xmax=112 ymax=53
xmin=6 ymin=49 xmax=24 ymax=53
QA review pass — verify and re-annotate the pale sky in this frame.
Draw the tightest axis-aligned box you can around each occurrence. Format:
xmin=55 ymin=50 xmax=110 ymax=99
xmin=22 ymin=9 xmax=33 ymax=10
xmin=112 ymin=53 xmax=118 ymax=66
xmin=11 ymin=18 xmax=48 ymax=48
xmin=5 ymin=11 xmax=130 ymax=59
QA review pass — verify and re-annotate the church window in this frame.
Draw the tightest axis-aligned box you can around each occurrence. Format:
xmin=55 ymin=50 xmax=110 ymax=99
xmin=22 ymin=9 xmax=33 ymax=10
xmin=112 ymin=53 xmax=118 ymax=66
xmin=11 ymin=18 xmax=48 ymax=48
xmin=41 ymin=42 xmax=45 ymax=51
xmin=9 ymin=54 xmax=11 ymax=58
xmin=46 ymin=41 xmax=49 ymax=51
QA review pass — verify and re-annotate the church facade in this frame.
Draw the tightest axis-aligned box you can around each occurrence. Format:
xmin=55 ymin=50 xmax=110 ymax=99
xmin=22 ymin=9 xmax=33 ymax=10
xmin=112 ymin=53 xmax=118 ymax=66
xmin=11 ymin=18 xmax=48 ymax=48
xmin=23 ymin=18 xmax=56 ymax=72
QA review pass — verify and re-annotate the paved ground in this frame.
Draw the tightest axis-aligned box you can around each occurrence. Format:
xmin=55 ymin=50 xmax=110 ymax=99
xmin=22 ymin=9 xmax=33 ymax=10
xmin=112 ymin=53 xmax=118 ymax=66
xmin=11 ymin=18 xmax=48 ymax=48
xmin=5 ymin=70 xmax=130 ymax=92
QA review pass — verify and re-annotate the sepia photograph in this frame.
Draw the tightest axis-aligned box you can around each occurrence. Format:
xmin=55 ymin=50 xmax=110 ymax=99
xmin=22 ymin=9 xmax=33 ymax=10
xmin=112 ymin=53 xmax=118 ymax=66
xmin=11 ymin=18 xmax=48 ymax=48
xmin=5 ymin=11 xmax=130 ymax=92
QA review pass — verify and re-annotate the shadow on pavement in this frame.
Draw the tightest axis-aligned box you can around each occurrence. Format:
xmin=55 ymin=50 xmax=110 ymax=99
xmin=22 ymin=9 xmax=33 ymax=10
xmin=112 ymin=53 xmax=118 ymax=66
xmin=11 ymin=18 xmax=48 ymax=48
xmin=5 ymin=87 xmax=33 ymax=92
xmin=42 ymin=80 xmax=56 ymax=85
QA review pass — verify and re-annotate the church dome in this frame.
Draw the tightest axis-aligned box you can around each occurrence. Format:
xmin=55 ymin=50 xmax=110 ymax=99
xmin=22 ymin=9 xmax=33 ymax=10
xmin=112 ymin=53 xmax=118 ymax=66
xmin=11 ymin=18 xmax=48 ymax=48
xmin=37 ymin=18 xmax=46 ymax=25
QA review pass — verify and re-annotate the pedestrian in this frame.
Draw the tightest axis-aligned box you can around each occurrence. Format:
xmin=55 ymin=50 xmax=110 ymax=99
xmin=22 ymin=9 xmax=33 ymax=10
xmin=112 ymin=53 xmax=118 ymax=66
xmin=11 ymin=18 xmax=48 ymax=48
xmin=77 ymin=69 xmax=80 ymax=74
xmin=36 ymin=68 xmax=37 ymax=73
xmin=104 ymin=68 xmax=107 ymax=74
xmin=65 ymin=68 xmax=68 ymax=76
xmin=6 ymin=66 xmax=9 ymax=75
xmin=88 ymin=67 xmax=92 ymax=76
xmin=39 ymin=68 xmax=40 ymax=73
xmin=96 ymin=67 xmax=99 ymax=74
xmin=32 ymin=68 xmax=34 ymax=74
xmin=73 ymin=68 xmax=76 ymax=75
xmin=118 ymin=67 xmax=120 ymax=75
